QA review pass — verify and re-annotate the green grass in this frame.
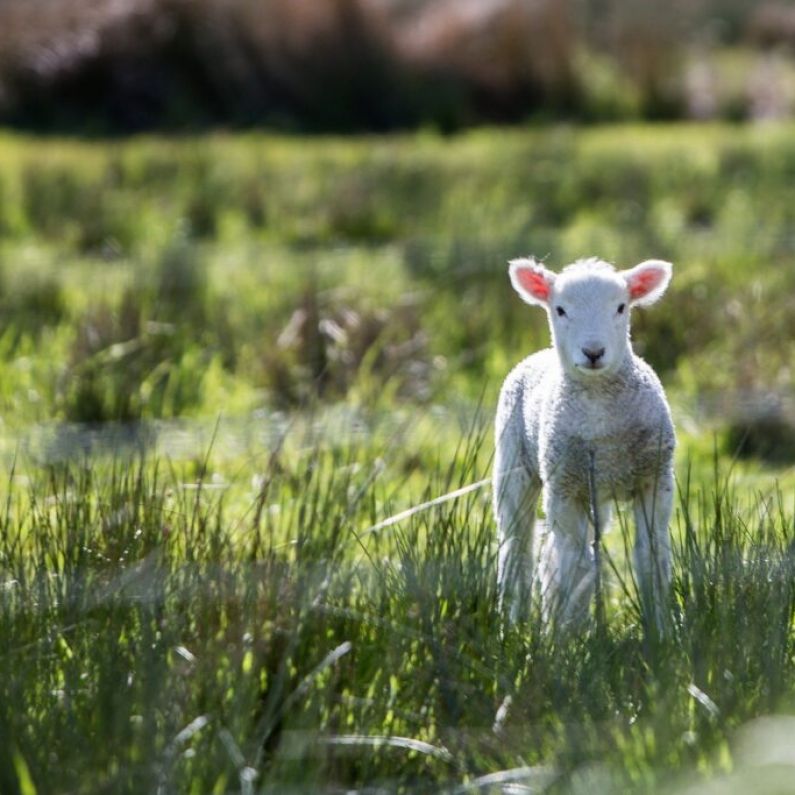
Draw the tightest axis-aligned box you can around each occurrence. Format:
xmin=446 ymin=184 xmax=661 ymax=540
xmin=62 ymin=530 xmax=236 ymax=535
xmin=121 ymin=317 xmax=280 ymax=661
xmin=0 ymin=421 xmax=793 ymax=793
xmin=1 ymin=125 xmax=795 ymax=429
xmin=0 ymin=123 xmax=794 ymax=792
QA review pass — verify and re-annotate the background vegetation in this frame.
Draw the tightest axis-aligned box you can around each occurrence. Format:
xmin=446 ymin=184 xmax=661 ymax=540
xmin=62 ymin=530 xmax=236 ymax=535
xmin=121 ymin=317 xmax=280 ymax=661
xmin=3 ymin=0 xmax=795 ymax=132
xmin=1 ymin=125 xmax=795 ymax=457
xmin=0 ymin=123 xmax=793 ymax=792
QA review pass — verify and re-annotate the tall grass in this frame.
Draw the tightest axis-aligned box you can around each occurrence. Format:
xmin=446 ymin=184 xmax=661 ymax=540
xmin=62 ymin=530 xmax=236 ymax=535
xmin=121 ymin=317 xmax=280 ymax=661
xmin=1 ymin=418 xmax=793 ymax=793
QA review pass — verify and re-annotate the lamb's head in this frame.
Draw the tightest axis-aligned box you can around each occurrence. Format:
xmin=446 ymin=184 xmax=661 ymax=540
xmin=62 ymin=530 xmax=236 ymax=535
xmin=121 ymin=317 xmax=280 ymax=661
xmin=509 ymin=256 xmax=672 ymax=378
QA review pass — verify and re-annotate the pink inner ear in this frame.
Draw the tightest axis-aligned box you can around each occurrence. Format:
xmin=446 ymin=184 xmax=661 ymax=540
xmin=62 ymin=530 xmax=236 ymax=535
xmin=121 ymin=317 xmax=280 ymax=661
xmin=516 ymin=268 xmax=551 ymax=301
xmin=628 ymin=268 xmax=663 ymax=299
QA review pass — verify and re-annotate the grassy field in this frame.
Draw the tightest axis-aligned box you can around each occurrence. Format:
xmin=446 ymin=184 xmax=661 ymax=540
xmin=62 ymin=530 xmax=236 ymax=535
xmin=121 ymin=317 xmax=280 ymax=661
xmin=1 ymin=124 xmax=795 ymax=793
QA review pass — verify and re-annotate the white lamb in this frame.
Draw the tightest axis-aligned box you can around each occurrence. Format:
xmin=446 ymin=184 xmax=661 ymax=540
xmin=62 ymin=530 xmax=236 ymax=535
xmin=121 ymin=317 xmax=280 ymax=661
xmin=494 ymin=256 xmax=675 ymax=630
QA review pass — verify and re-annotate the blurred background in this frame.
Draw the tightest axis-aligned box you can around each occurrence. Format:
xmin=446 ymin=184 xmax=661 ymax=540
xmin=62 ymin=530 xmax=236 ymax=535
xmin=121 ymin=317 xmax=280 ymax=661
xmin=0 ymin=0 xmax=794 ymax=468
xmin=2 ymin=0 xmax=795 ymax=132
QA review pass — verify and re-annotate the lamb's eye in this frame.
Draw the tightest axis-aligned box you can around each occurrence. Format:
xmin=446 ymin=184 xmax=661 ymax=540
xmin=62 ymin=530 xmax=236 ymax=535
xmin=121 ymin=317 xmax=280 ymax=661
xmin=556 ymin=306 xmax=566 ymax=317
xmin=617 ymin=303 xmax=626 ymax=315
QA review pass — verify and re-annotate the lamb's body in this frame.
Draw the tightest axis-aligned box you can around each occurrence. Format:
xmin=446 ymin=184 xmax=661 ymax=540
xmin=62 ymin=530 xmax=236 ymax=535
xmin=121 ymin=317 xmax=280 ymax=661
xmin=494 ymin=257 xmax=675 ymax=629
xmin=501 ymin=349 xmax=673 ymax=503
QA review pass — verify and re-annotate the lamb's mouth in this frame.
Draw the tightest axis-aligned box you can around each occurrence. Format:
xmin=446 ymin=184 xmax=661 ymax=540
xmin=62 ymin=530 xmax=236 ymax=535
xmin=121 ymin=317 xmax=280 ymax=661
xmin=578 ymin=361 xmax=606 ymax=372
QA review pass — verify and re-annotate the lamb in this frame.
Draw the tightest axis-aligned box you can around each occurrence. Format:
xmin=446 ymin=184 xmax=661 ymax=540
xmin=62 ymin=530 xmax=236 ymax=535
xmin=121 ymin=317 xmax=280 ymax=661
xmin=493 ymin=256 xmax=675 ymax=631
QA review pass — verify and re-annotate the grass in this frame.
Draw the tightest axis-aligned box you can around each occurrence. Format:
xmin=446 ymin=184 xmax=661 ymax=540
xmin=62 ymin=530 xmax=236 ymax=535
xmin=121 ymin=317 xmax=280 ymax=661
xmin=0 ymin=419 xmax=793 ymax=793
xmin=0 ymin=123 xmax=794 ymax=791
xmin=2 ymin=124 xmax=795 ymax=427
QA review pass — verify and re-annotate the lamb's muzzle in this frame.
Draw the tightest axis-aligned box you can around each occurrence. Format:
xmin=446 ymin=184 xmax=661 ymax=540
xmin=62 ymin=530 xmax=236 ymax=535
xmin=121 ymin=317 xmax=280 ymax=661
xmin=581 ymin=345 xmax=605 ymax=366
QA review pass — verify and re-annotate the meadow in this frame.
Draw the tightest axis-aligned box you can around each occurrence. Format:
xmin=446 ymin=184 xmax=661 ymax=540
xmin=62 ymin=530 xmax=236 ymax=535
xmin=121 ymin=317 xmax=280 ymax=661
xmin=1 ymin=124 xmax=795 ymax=793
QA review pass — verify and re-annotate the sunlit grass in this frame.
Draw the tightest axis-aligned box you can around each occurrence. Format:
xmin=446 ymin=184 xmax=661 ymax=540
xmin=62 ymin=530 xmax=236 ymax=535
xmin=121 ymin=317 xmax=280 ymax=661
xmin=0 ymin=417 xmax=793 ymax=793
xmin=1 ymin=124 xmax=795 ymax=428
xmin=0 ymin=123 xmax=794 ymax=791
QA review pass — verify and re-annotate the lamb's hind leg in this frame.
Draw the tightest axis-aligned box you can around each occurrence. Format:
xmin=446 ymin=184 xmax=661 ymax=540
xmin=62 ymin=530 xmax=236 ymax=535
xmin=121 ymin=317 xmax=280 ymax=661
xmin=494 ymin=436 xmax=540 ymax=624
xmin=538 ymin=492 xmax=595 ymax=628
xmin=633 ymin=468 xmax=674 ymax=634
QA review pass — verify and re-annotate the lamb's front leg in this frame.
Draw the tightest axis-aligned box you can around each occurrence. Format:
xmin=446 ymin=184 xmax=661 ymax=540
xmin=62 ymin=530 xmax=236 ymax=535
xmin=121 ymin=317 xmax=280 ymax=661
xmin=537 ymin=491 xmax=594 ymax=628
xmin=495 ymin=454 xmax=541 ymax=624
xmin=633 ymin=468 xmax=674 ymax=634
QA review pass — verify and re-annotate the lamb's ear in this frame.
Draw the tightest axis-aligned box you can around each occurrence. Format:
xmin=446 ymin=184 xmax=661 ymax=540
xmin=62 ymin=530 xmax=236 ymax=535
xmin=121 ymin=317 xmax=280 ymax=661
xmin=621 ymin=259 xmax=672 ymax=307
xmin=509 ymin=258 xmax=556 ymax=307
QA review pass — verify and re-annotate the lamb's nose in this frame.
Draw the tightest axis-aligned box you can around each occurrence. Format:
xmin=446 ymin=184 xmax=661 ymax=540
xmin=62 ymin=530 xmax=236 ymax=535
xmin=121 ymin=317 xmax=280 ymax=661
xmin=582 ymin=346 xmax=605 ymax=365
